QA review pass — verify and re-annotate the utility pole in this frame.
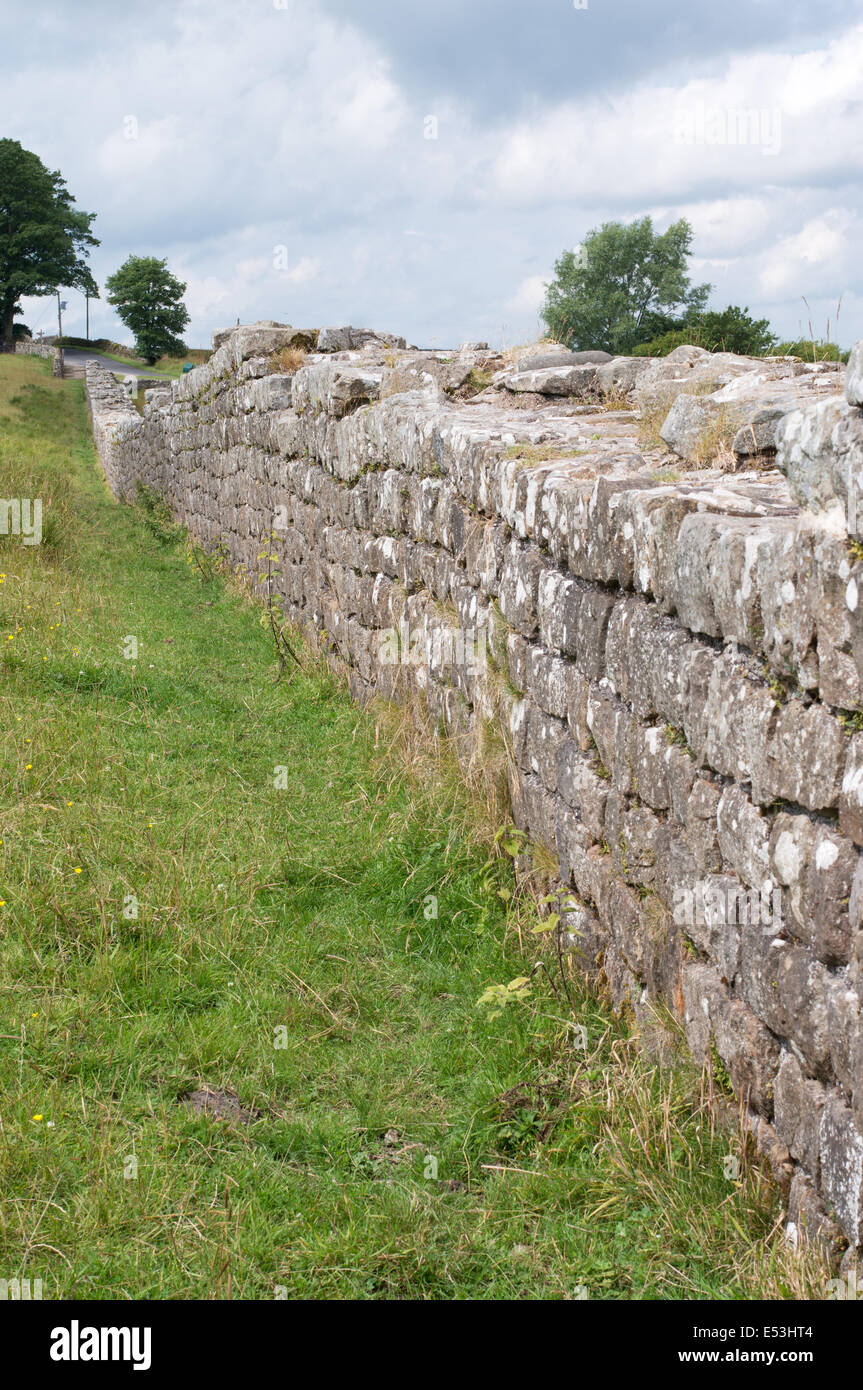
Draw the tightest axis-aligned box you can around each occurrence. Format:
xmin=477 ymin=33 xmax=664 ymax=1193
xmin=56 ymin=291 xmax=65 ymax=374
xmin=85 ymin=290 xmax=90 ymax=342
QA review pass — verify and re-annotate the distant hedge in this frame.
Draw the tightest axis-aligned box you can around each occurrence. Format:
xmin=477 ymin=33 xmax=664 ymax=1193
xmin=56 ymin=336 xmax=132 ymax=354
xmin=772 ymin=339 xmax=850 ymax=363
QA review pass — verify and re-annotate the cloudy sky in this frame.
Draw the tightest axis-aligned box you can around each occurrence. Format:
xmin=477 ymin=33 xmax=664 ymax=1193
xmin=3 ymin=0 xmax=862 ymax=349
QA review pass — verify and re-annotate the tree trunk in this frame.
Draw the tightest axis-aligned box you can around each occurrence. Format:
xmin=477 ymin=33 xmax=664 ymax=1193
xmin=1 ymin=304 xmax=15 ymax=345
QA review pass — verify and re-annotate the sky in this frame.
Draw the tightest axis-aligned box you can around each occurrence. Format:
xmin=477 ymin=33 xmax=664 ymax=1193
xmin=2 ymin=0 xmax=862 ymax=350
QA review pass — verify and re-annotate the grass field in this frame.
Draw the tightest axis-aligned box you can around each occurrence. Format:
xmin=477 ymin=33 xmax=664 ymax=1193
xmin=0 ymin=354 xmax=826 ymax=1300
xmin=101 ymin=348 xmax=210 ymax=378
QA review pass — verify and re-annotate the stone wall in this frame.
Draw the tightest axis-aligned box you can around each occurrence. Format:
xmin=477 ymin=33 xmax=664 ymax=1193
xmin=15 ymin=339 xmax=62 ymax=375
xmin=84 ymin=326 xmax=863 ymax=1265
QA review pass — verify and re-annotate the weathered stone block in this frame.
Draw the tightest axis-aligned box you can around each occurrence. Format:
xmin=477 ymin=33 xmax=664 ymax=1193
xmin=770 ymin=812 xmax=856 ymax=965
xmin=500 ymin=364 xmax=599 ymax=397
xmin=739 ymin=924 xmax=831 ymax=1077
xmin=498 ymin=541 xmax=547 ymax=636
xmin=774 ymin=1050 xmax=826 ymax=1179
xmin=819 ymin=1094 xmax=863 ymax=1245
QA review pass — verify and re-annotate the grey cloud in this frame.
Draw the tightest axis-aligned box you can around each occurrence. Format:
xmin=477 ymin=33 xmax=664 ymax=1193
xmin=317 ymin=0 xmax=853 ymax=118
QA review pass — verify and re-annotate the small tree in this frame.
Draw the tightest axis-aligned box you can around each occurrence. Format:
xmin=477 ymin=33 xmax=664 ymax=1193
xmin=0 ymin=139 xmax=98 ymax=343
xmin=541 ymin=217 xmax=711 ymax=355
xmin=105 ymin=256 xmax=190 ymax=363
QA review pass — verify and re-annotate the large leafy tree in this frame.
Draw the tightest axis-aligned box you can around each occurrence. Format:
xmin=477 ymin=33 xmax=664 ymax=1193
xmin=541 ymin=216 xmax=711 ymax=355
xmin=105 ymin=256 xmax=190 ymax=363
xmin=0 ymin=139 xmax=99 ymax=343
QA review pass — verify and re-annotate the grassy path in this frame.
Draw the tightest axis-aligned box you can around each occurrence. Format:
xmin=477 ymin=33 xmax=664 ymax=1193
xmin=0 ymin=355 xmax=818 ymax=1300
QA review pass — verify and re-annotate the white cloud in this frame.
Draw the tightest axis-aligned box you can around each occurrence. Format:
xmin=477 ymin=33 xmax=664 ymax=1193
xmin=486 ymin=23 xmax=863 ymax=207
xmin=506 ymin=275 xmax=547 ymax=316
xmin=758 ymin=211 xmax=857 ymax=298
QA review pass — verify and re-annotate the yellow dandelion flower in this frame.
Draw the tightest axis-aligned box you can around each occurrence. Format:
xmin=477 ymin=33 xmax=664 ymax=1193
xmin=31 ymin=1114 xmax=42 ymax=1122
xmin=73 ymin=867 xmax=82 ymax=874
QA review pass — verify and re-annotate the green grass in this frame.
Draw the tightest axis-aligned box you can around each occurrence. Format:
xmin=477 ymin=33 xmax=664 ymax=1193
xmin=0 ymin=354 xmax=825 ymax=1300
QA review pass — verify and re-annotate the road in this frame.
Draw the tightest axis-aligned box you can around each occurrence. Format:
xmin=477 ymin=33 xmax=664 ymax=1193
xmin=61 ymin=348 xmax=172 ymax=380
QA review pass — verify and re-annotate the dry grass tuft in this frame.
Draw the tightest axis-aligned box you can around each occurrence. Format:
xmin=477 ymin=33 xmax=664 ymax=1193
xmin=268 ymin=345 xmax=307 ymax=375
xmin=689 ymin=405 xmax=741 ymax=469
xmin=367 ymin=682 xmax=512 ymax=853
xmin=637 ymin=378 xmax=721 ymax=453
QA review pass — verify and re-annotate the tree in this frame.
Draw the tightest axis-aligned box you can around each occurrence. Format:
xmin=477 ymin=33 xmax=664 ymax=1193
xmin=631 ymin=306 xmax=777 ymax=358
xmin=0 ymin=139 xmax=99 ymax=344
xmin=105 ymin=256 xmax=190 ymax=363
xmin=541 ymin=217 xmax=711 ymax=355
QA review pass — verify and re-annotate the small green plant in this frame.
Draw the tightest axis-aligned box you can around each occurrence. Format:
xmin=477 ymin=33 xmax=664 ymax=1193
xmin=186 ymin=535 xmax=229 ymax=582
xmin=761 ymin=661 xmax=799 ymax=706
xmin=133 ymin=481 xmax=185 ymax=545
xmin=256 ymin=527 xmax=306 ymax=682
xmin=465 ymin=367 xmax=493 ymax=395
xmin=476 ymin=975 xmax=532 ymax=1020
xmin=494 ymin=823 xmax=529 ymax=859
xmin=709 ymin=1041 xmax=735 ymax=1099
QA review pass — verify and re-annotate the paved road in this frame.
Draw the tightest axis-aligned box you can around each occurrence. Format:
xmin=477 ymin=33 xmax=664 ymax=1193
xmin=61 ymin=348 xmax=172 ymax=380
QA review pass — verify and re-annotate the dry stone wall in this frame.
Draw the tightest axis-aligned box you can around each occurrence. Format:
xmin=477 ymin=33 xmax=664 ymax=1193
xmin=15 ymin=339 xmax=62 ymax=374
xmin=85 ymin=323 xmax=863 ymax=1264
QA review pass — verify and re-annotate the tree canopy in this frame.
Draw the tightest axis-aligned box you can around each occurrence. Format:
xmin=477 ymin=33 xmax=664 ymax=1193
xmin=105 ymin=256 xmax=190 ymax=363
xmin=541 ymin=217 xmax=711 ymax=355
xmin=0 ymin=139 xmax=98 ymax=343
